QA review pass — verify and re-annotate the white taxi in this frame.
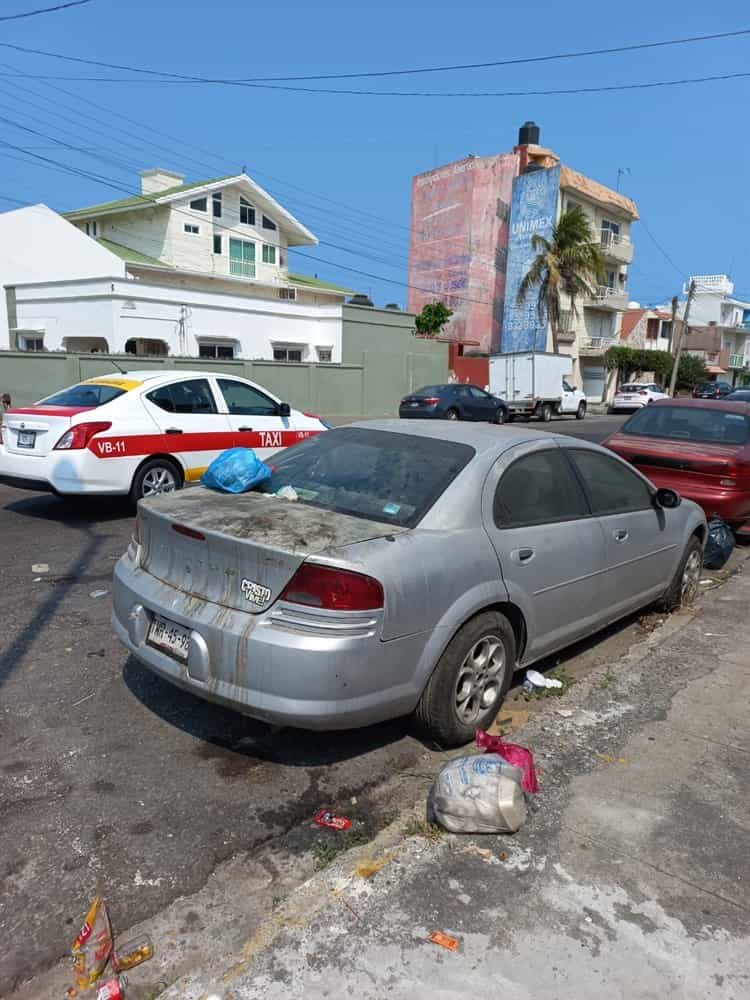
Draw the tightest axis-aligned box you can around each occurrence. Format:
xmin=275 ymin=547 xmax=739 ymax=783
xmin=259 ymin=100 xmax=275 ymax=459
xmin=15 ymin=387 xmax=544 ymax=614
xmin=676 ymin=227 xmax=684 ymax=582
xmin=0 ymin=371 xmax=329 ymax=501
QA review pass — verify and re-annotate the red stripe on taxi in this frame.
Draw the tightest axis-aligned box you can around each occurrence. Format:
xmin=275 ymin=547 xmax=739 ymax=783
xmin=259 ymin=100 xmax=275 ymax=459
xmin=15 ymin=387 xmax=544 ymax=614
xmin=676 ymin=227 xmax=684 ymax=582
xmin=8 ymin=406 xmax=96 ymax=417
xmin=87 ymin=428 xmax=320 ymax=458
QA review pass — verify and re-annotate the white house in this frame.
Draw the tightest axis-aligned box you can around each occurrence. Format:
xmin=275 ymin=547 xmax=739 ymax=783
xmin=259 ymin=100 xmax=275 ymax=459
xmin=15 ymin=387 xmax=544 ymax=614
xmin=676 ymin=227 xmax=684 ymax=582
xmin=0 ymin=169 xmax=351 ymax=362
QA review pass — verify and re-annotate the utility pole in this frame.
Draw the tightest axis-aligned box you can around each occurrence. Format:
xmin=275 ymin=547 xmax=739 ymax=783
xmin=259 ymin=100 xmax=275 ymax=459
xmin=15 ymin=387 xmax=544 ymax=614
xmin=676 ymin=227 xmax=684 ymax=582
xmin=668 ymin=280 xmax=696 ymax=397
xmin=666 ymin=295 xmax=678 ymax=353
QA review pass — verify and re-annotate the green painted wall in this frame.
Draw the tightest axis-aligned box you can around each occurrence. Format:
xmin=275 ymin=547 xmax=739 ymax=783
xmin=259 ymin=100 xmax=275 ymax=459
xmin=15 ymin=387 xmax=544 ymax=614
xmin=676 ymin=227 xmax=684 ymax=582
xmin=0 ymin=306 xmax=448 ymax=417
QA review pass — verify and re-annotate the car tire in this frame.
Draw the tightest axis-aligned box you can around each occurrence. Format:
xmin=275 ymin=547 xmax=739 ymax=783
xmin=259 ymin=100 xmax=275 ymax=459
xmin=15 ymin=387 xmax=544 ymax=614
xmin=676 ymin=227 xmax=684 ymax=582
xmin=415 ymin=611 xmax=515 ymax=748
xmin=445 ymin=408 xmax=459 ymax=421
xmin=575 ymin=401 xmax=586 ymax=420
xmin=661 ymin=535 xmax=703 ymax=611
xmin=130 ymin=457 xmax=182 ymax=504
xmin=607 ymin=406 xmax=616 ymax=415
xmin=539 ymin=403 xmax=553 ymax=422
xmin=494 ymin=406 xmax=508 ymax=424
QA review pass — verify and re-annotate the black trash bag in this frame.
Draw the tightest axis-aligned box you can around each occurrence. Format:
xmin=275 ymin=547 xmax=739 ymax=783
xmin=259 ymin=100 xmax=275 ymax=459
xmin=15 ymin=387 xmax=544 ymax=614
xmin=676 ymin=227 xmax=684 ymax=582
xmin=703 ymin=516 xmax=735 ymax=570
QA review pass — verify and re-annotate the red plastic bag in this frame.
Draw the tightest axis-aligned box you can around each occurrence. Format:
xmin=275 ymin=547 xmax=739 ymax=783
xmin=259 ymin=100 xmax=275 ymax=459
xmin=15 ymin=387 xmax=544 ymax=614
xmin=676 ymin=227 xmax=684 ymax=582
xmin=475 ymin=729 xmax=539 ymax=794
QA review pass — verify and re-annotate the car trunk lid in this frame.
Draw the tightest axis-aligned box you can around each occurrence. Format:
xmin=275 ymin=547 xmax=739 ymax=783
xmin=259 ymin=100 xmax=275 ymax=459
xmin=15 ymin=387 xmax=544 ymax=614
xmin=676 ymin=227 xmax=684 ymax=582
xmin=2 ymin=405 xmax=95 ymax=456
xmin=608 ymin=433 xmax=746 ymax=488
xmin=138 ymin=488 xmax=407 ymax=614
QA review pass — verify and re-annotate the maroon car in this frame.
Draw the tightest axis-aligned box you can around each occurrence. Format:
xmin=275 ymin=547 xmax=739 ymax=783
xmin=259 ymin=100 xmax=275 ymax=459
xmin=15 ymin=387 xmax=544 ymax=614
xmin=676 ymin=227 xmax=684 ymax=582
xmin=603 ymin=399 xmax=750 ymax=534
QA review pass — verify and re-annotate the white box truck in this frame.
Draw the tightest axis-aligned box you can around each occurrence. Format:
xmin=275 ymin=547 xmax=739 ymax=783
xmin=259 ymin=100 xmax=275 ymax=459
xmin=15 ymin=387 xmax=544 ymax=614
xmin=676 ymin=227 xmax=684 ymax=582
xmin=489 ymin=352 xmax=587 ymax=422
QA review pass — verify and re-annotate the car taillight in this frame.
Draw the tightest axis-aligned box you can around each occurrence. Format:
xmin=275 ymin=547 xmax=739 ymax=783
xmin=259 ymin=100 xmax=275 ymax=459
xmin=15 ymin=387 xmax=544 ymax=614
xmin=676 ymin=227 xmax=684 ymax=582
xmin=172 ymin=523 xmax=206 ymax=541
xmin=422 ymin=397 xmax=440 ymax=405
xmin=281 ymin=563 xmax=384 ymax=611
xmin=54 ymin=421 xmax=111 ymax=450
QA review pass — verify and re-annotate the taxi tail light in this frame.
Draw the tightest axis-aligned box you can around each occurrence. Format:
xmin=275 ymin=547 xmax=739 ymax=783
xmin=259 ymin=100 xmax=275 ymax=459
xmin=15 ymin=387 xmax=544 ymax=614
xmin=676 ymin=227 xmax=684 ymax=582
xmin=281 ymin=563 xmax=384 ymax=611
xmin=54 ymin=421 xmax=111 ymax=450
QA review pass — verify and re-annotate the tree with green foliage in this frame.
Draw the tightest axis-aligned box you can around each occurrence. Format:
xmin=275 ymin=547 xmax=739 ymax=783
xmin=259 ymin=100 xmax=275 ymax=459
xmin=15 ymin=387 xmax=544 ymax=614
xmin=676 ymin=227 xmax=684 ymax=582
xmin=605 ymin=346 xmax=707 ymax=394
xmin=517 ymin=206 xmax=606 ymax=353
xmin=414 ymin=302 xmax=453 ymax=337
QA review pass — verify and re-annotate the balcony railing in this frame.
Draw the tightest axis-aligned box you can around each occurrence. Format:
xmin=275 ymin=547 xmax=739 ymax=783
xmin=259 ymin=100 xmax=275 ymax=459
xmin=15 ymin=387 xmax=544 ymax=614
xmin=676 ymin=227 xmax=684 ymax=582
xmin=230 ymin=260 xmax=256 ymax=278
xmin=580 ymin=336 xmax=617 ymax=354
xmin=600 ymin=229 xmax=634 ymax=264
xmin=588 ymin=285 xmax=628 ymax=310
xmin=600 ymin=230 xmax=630 ymax=249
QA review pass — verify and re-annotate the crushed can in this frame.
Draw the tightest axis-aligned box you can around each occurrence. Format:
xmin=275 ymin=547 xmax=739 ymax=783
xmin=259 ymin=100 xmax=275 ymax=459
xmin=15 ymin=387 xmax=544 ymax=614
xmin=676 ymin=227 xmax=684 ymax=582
xmin=112 ymin=933 xmax=153 ymax=972
xmin=95 ymin=975 xmax=127 ymax=1000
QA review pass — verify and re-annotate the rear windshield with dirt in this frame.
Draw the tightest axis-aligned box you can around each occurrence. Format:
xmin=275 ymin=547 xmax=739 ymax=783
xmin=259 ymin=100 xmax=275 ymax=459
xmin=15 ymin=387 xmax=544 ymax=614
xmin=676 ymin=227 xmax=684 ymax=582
xmin=38 ymin=384 xmax=126 ymax=407
xmin=261 ymin=427 xmax=475 ymax=527
xmin=623 ymin=405 xmax=749 ymax=446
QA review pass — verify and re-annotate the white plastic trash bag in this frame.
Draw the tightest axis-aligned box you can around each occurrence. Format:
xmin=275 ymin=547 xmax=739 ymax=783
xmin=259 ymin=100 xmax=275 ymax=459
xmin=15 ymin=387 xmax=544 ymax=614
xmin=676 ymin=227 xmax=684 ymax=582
xmin=428 ymin=754 xmax=527 ymax=834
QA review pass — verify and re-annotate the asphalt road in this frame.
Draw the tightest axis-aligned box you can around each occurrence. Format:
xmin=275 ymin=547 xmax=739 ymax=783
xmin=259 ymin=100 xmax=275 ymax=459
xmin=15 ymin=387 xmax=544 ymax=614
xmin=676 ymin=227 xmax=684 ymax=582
xmin=0 ymin=413 xmax=628 ymax=993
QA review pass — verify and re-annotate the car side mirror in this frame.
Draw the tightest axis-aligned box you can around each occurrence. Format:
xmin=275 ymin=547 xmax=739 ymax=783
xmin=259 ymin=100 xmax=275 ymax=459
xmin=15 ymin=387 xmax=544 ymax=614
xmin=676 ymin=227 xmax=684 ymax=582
xmin=655 ymin=487 xmax=681 ymax=509
xmin=278 ymin=402 xmax=291 ymax=418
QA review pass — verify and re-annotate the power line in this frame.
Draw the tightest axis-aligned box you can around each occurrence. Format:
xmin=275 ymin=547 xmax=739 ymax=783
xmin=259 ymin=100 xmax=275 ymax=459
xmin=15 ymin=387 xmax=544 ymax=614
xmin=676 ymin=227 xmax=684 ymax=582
xmin=638 ymin=219 xmax=687 ymax=279
xmin=1 ymin=63 xmax=749 ymax=99
xmin=0 ymin=0 xmax=92 ymax=22
xmin=1 ymin=26 xmax=749 ymax=83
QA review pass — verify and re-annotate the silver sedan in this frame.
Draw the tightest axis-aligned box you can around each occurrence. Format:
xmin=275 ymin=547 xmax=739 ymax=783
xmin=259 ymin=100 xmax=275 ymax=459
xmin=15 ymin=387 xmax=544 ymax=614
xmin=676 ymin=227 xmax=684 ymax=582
xmin=112 ymin=421 xmax=706 ymax=747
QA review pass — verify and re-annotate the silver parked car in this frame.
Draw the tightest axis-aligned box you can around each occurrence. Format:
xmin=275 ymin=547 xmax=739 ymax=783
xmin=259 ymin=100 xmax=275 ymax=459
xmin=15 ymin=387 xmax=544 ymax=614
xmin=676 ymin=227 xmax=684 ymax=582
xmin=112 ymin=421 xmax=706 ymax=746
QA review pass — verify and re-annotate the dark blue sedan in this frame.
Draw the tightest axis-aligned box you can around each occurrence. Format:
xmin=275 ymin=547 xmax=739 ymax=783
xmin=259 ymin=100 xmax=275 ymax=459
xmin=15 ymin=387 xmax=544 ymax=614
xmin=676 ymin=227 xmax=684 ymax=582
xmin=399 ymin=384 xmax=508 ymax=423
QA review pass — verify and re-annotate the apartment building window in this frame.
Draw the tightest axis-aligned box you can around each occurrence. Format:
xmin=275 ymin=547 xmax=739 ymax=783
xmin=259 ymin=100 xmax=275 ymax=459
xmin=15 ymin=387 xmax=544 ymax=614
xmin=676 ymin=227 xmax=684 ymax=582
xmin=316 ymin=346 xmax=332 ymax=362
xmin=273 ymin=345 xmax=303 ymax=362
xmin=184 ymin=223 xmax=200 ymax=235
xmin=20 ymin=334 xmax=44 ymax=351
xmin=601 ymin=219 xmax=620 ymax=236
xmin=212 ymin=192 xmax=222 ymax=218
xmin=213 ymin=234 xmax=222 ymax=254
xmin=262 ymin=214 xmax=277 ymax=231
xmin=239 ymin=197 xmax=255 ymax=226
xmin=262 ymin=244 xmax=276 ymax=265
xmin=229 ymin=238 xmax=255 ymax=277
xmin=84 ymin=221 xmax=97 ymax=236
xmin=199 ymin=342 xmax=235 ymax=359
xmin=190 ymin=196 xmax=207 ymax=212
xmin=279 ymin=287 xmax=297 ymax=301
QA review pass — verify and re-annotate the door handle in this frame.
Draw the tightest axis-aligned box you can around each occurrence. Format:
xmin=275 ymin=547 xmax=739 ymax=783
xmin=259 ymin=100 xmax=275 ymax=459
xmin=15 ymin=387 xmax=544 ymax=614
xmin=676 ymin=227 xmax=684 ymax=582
xmin=511 ymin=547 xmax=535 ymax=564
xmin=614 ymin=529 xmax=629 ymax=542
xmin=165 ymin=428 xmax=183 ymax=435
xmin=238 ymin=426 xmax=254 ymax=432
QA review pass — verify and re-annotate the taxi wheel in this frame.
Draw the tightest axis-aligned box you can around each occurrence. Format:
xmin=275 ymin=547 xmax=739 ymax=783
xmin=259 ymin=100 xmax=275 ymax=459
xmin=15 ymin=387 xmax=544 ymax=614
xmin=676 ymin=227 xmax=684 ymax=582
xmin=130 ymin=457 xmax=182 ymax=503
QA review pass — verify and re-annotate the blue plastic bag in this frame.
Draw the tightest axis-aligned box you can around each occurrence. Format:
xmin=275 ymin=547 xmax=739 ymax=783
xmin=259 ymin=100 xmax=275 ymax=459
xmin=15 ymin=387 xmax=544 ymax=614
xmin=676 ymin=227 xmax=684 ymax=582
xmin=200 ymin=447 xmax=272 ymax=494
xmin=703 ymin=516 xmax=734 ymax=570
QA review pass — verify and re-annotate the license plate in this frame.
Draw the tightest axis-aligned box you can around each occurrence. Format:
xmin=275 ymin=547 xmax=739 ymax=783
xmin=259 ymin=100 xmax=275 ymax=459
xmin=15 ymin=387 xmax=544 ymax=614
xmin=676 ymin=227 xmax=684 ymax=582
xmin=410 ymin=401 xmax=421 ymax=407
xmin=17 ymin=430 xmax=36 ymax=448
xmin=147 ymin=615 xmax=191 ymax=661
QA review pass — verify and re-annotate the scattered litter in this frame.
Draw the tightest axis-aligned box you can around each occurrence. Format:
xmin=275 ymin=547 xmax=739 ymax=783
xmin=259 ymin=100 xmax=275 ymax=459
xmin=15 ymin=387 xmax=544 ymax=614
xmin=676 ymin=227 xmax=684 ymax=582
xmin=461 ymin=845 xmax=497 ymax=862
xmin=704 ymin=516 xmax=735 ymax=569
xmin=90 ymin=590 xmax=109 ymax=599
xmin=476 ymin=729 xmax=539 ymax=794
xmin=112 ymin=934 xmax=152 ymax=972
xmin=350 ymin=796 xmax=358 ymax=805
xmin=95 ymin=977 xmax=126 ymax=1000
xmin=275 ymin=485 xmax=299 ymax=502
xmin=201 ymin=447 xmax=272 ymax=494
xmin=704 ymin=632 xmax=727 ymax=637
xmin=429 ymin=931 xmax=460 ymax=952
xmin=32 ymin=563 xmax=49 ymax=574
xmin=595 ymin=752 xmax=626 ymax=765
xmin=340 ymin=898 xmax=360 ymax=920
xmin=34 ymin=577 xmax=42 ymax=582
xmin=314 ymin=808 xmax=351 ymax=831
xmin=499 ymin=851 xmax=508 ymax=861
xmin=584 ymin=916 xmax=593 ymax=925
xmin=700 ymin=579 xmax=713 ymax=585
xmin=428 ymin=754 xmax=527 ymax=834
xmin=72 ymin=692 xmax=96 ymax=708
xmin=523 ymin=668 xmax=563 ymax=692
xmin=72 ymin=897 xmax=113 ymax=991
xmin=555 ymin=708 xmax=574 ymax=718
xmin=356 ymin=854 xmax=393 ymax=878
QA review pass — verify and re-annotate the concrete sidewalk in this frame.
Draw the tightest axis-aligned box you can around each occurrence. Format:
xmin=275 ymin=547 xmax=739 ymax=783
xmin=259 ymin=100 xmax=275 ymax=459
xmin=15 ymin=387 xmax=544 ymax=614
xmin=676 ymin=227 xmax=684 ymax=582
xmin=162 ymin=567 xmax=750 ymax=1000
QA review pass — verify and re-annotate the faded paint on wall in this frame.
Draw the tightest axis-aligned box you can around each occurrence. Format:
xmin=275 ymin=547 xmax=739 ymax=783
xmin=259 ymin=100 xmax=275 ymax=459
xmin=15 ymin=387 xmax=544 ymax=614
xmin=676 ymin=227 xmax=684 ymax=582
xmin=407 ymin=154 xmax=517 ymax=354
xmin=502 ymin=165 xmax=560 ymax=353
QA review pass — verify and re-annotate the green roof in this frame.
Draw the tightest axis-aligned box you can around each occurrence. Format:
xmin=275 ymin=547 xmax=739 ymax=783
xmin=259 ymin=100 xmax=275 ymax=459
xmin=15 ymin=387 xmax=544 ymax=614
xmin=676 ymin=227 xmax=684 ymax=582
xmin=64 ymin=175 xmax=235 ymax=221
xmin=288 ymin=272 xmax=353 ymax=294
xmin=98 ymin=238 xmax=166 ymax=268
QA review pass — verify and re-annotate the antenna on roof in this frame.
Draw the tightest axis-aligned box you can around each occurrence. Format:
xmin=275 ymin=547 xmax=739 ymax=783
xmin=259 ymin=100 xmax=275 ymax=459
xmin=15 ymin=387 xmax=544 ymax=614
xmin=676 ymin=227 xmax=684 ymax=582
xmin=242 ymin=164 xmax=247 ymax=174
xmin=109 ymin=356 xmax=128 ymax=374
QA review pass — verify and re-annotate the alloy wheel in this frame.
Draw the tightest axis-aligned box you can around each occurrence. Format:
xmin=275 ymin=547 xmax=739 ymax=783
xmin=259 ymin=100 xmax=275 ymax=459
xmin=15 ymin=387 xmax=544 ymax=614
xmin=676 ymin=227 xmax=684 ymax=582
xmin=454 ymin=634 xmax=506 ymax=724
xmin=681 ymin=549 xmax=702 ymax=605
xmin=141 ymin=466 xmax=177 ymax=498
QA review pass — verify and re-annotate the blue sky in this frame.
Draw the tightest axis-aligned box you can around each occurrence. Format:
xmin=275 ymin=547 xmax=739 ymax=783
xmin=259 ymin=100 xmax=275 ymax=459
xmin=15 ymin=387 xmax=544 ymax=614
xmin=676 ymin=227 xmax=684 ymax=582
xmin=1 ymin=0 xmax=749 ymax=308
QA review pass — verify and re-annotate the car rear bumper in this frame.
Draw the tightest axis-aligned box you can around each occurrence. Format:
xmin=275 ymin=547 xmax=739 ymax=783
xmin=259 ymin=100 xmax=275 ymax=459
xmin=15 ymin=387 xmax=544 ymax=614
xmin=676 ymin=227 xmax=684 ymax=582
xmin=634 ymin=471 xmax=750 ymax=526
xmin=398 ymin=408 xmax=440 ymax=419
xmin=112 ymin=555 xmax=428 ymax=730
xmin=611 ymin=400 xmax=646 ymax=410
xmin=0 ymin=445 xmax=131 ymax=495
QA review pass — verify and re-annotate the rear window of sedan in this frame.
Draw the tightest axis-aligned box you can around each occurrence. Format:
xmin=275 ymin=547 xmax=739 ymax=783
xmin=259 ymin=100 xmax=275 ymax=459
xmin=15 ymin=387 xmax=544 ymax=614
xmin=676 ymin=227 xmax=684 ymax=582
xmin=618 ymin=384 xmax=648 ymax=392
xmin=38 ymin=383 xmax=126 ymax=407
xmin=622 ymin=404 xmax=750 ymax=446
xmin=260 ymin=427 xmax=475 ymax=527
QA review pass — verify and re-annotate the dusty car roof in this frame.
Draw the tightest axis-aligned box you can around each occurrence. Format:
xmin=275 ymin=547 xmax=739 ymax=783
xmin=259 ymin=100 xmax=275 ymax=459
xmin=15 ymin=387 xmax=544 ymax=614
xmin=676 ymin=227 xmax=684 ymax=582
xmin=349 ymin=418 xmax=567 ymax=455
xmin=649 ymin=398 xmax=750 ymax=413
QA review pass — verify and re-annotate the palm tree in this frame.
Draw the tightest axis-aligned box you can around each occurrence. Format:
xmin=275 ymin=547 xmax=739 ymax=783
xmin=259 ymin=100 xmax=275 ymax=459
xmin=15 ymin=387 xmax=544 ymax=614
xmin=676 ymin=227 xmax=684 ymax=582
xmin=517 ymin=206 xmax=606 ymax=353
